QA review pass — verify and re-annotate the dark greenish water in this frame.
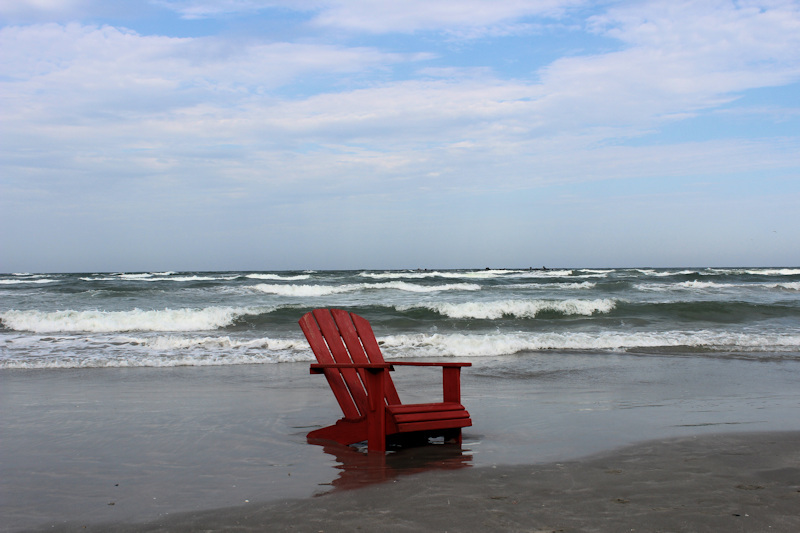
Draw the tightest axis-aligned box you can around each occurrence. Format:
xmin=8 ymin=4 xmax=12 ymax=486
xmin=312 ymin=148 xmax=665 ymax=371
xmin=2 ymin=267 xmax=799 ymax=368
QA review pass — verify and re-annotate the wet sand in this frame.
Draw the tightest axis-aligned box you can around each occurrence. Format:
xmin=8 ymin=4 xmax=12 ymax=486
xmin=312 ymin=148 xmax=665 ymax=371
xmin=43 ymin=431 xmax=800 ymax=532
xmin=3 ymin=353 xmax=800 ymax=531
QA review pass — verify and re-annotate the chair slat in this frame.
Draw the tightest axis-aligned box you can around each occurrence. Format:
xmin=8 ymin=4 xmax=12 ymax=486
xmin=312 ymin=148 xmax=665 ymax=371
xmin=312 ymin=309 xmax=369 ymax=416
xmin=299 ymin=312 xmax=361 ymax=420
xmin=387 ymin=402 xmax=465 ymax=414
xmin=350 ymin=312 xmax=402 ymax=405
xmin=393 ymin=410 xmax=470 ymax=424
xmin=330 ymin=309 xmax=371 ymax=385
xmin=396 ymin=418 xmax=472 ymax=433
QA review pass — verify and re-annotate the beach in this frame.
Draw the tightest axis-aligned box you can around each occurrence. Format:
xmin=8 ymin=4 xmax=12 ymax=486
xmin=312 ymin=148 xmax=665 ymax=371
xmin=64 ymin=432 xmax=800 ymax=533
xmin=3 ymin=353 xmax=800 ymax=532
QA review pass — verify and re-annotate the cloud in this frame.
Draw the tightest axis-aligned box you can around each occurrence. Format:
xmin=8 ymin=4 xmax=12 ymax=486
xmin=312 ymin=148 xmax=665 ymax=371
xmin=0 ymin=22 xmax=421 ymax=122
xmin=150 ymin=0 xmax=319 ymax=20
xmin=0 ymin=0 xmax=88 ymax=18
xmin=153 ymin=0 xmax=584 ymax=34
xmin=309 ymin=0 xmax=584 ymax=34
xmin=533 ymin=0 xmax=800 ymax=130
xmin=0 ymin=21 xmax=430 ymax=202
xmin=2 ymin=1 xmax=799 ymax=203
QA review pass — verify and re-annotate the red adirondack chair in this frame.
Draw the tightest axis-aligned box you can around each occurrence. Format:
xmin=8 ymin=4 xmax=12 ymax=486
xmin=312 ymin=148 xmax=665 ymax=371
xmin=299 ymin=308 xmax=472 ymax=452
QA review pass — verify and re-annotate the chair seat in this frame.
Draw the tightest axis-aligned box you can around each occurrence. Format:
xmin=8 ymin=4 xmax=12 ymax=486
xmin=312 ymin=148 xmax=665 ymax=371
xmin=388 ymin=402 xmax=471 ymax=433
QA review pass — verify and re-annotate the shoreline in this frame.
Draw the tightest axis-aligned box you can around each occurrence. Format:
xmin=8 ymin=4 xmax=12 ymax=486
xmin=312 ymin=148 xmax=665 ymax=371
xmin=31 ymin=431 xmax=800 ymax=532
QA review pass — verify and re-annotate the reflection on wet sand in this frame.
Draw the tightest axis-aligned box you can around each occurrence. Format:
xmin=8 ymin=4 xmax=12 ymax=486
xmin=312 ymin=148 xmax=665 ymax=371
xmin=314 ymin=441 xmax=472 ymax=493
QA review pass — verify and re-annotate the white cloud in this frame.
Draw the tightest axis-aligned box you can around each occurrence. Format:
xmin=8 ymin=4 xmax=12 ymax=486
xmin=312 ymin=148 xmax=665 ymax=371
xmin=153 ymin=0 xmax=584 ymax=34
xmin=0 ymin=0 xmax=88 ymax=16
xmin=533 ymin=0 xmax=800 ymax=130
xmin=310 ymin=0 xmax=584 ymax=34
xmin=150 ymin=0 xmax=320 ymax=20
xmin=0 ymin=22 xmax=420 ymax=122
xmin=2 ymin=1 xmax=799 ymax=207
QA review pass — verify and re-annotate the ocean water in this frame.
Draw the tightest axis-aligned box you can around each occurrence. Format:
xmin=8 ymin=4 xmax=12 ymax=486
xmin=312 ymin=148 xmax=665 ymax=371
xmin=2 ymin=267 xmax=799 ymax=369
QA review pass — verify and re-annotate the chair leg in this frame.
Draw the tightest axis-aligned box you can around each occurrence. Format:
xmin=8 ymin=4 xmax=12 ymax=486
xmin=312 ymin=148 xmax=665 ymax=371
xmin=365 ymin=369 xmax=387 ymax=453
xmin=442 ymin=428 xmax=462 ymax=446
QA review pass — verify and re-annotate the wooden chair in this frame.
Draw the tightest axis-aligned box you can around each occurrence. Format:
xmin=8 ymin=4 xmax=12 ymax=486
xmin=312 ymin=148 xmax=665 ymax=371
xmin=299 ymin=308 xmax=472 ymax=452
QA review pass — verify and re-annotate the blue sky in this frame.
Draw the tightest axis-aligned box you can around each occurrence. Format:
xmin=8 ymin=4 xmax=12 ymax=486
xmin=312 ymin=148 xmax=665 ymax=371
xmin=1 ymin=0 xmax=799 ymax=272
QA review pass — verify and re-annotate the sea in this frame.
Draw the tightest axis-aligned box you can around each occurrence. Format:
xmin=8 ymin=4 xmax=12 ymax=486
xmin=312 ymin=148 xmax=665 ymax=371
xmin=2 ymin=267 xmax=800 ymax=369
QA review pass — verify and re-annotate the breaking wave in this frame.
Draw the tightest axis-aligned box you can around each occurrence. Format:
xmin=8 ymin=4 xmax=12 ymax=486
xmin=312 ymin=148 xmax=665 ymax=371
xmin=81 ymin=274 xmax=239 ymax=282
xmin=250 ymin=282 xmax=481 ymax=297
xmin=358 ymin=269 xmax=577 ymax=280
xmin=0 ymin=306 xmax=272 ymax=333
xmin=245 ymin=273 xmax=311 ymax=281
xmin=0 ymin=278 xmax=59 ymax=285
xmin=5 ymin=328 xmax=799 ymax=369
xmin=398 ymin=299 xmax=617 ymax=319
xmin=379 ymin=330 xmax=800 ymax=358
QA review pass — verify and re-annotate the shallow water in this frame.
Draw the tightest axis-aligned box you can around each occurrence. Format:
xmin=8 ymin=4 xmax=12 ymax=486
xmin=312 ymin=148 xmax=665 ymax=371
xmin=2 ymin=352 xmax=799 ymax=531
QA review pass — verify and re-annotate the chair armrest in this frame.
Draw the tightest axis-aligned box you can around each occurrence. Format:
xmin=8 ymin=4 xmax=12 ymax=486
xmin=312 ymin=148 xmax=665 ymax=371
xmin=389 ymin=362 xmax=472 ymax=368
xmin=310 ymin=362 xmax=393 ymax=374
xmin=386 ymin=361 xmax=471 ymax=403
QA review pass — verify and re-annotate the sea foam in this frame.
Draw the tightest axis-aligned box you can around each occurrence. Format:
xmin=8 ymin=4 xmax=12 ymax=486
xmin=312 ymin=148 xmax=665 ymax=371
xmin=3 ymin=328 xmax=799 ymax=369
xmin=379 ymin=330 xmax=800 ymax=358
xmin=0 ymin=279 xmax=59 ymax=285
xmin=251 ymin=281 xmax=480 ymax=296
xmin=400 ymin=299 xmax=617 ymax=319
xmin=246 ymin=273 xmax=311 ymax=281
xmin=0 ymin=306 xmax=269 ymax=333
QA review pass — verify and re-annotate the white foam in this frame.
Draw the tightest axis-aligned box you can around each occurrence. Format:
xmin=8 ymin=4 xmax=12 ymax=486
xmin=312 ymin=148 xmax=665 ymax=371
xmin=512 ymin=270 xmax=576 ymax=278
xmin=0 ymin=306 xmax=270 ymax=333
xmin=360 ymin=270 xmax=512 ymax=280
xmin=3 ymin=328 xmax=799 ymax=369
xmin=767 ymin=282 xmax=800 ymax=291
xmin=161 ymin=275 xmax=240 ymax=282
xmin=379 ymin=330 xmax=800 ymax=358
xmin=251 ymin=281 xmax=480 ymax=296
xmin=635 ymin=281 xmax=730 ymax=291
xmin=246 ymin=273 xmax=311 ymax=281
xmin=124 ymin=335 xmax=308 ymax=352
xmin=705 ymin=268 xmax=800 ymax=276
xmin=0 ymin=332 xmax=313 ymax=369
xmin=678 ymin=280 xmax=726 ymax=289
xmin=636 ymin=269 xmax=698 ymax=277
xmin=81 ymin=274 xmax=238 ymax=282
xmin=635 ymin=280 xmax=798 ymax=292
xmin=506 ymin=282 xmax=596 ymax=290
xmin=745 ymin=268 xmax=800 ymax=276
xmin=0 ymin=351 xmax=313 ymax=369
xmin=0 ymin=278 xmax=58 ymax=284
xmin=359 ymin=269 xmax=576 ymax=280
xmin=252 ymin=283 xmax=350 ymax=297
xmin=402 ymin=299 xmax=616 ymax=319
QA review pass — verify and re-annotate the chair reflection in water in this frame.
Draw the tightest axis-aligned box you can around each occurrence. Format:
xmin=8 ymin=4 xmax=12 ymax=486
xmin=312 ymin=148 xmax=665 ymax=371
xmin=317 ymin=440 xmax=472 ymax=493
xmin=299 ymin=308 xmax=473 ymax=453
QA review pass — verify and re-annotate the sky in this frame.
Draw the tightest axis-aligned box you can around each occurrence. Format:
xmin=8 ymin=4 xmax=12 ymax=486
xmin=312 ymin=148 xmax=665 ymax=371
xmin=1 ymin=0 xmax=799 ymax=272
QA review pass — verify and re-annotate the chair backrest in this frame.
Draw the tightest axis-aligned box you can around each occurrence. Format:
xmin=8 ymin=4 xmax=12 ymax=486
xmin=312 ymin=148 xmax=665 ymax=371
xmin=299 ymin=309 xmax=401 ymax=419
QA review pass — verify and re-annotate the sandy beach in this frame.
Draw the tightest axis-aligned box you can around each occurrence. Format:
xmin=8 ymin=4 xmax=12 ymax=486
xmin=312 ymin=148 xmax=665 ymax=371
xmin=3 ymin=353 xmax=800 ymax=532
xmin=43 ymin=431 xmax=800 ymax=532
